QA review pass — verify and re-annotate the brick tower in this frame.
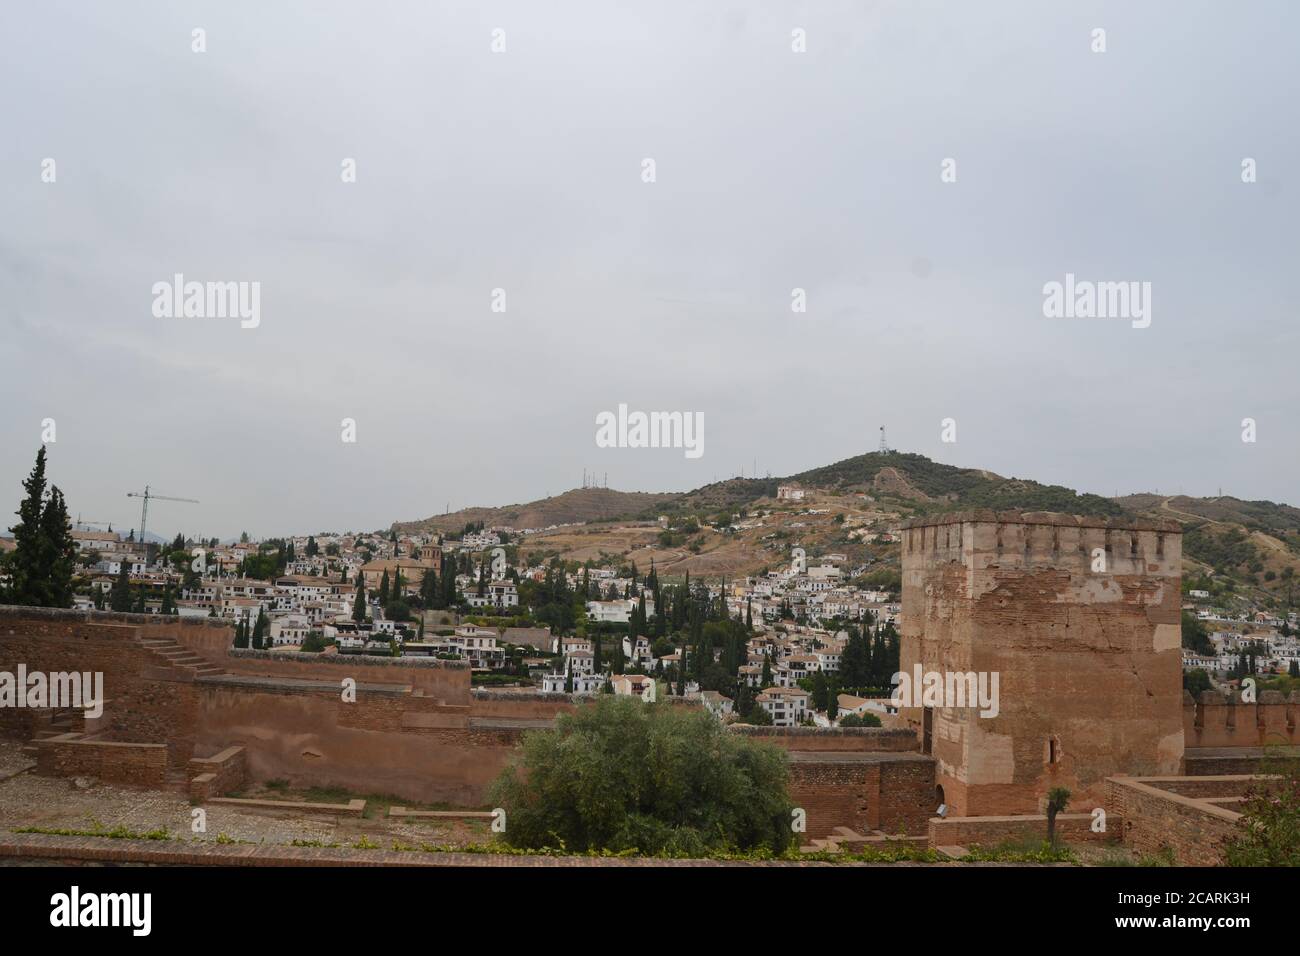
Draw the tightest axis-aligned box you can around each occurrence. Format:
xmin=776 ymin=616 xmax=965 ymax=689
xmin=898 ymin=511 xmax=1184 ymax=816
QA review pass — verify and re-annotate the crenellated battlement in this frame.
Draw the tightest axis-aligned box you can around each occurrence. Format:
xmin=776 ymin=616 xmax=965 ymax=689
xmin=1182 ymin=688 xmax=1300 ymax=747
xmin=899 ymin=510 xmax=1181 ymax=576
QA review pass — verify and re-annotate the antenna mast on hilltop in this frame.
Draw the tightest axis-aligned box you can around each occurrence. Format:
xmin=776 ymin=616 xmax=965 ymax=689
xmin=878 ymin=426 xmax=891 ymax=454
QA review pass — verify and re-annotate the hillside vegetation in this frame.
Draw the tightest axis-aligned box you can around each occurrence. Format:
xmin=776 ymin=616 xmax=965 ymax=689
xmin=392 ymin=451 xmax=1299 ymax=607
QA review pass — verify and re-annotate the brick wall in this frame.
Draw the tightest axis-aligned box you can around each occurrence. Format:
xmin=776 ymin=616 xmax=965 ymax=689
xmin=192 ymin=679 xmax=526 ymax=805
xmin=225 ymin=648 xmax=470 ymax=703
xmin=470 ymin=690 xmax=576 ymax=721
xmin=787 ymin=752 xmax=935 ymax=838
xmin=1183 ymin=690 xmax=1300 ymax=748
xmin=730 ymin=726 xmax=919 ymax=752
xmin=1 ymin=608 xmax=202 ymax=764
xmin=1105 ymin=776 xmax=1246 ymax=865
xmin=34 ymin=735 xmax=168 ymax=787
xmin=188 ymin=746 xmax=247 ymax=800
xmin=928 ymin=812 xmax=1117 ymax=848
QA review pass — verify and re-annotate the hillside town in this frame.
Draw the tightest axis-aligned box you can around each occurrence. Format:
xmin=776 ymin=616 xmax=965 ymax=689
xmin=48 ymin=512 xmax=910 ymax=728
xmin=47 ymin=503 xmax=1300 ymax=729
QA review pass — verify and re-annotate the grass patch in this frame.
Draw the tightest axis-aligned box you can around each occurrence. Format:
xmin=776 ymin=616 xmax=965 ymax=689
xmin=963 ymin=839 xmax=1077 ymax=864
xmin=14 ymin=823 xmax=173 ymax=841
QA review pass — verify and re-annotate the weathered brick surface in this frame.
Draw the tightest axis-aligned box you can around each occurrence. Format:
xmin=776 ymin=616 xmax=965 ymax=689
xmin=191 ymin=679 xmax=527 ymax=804
xmin=188 ymin=745 xmax=247 ymax=800
xmin=225 ymin=647 xmax=469 ymax=703
xmin=1 ymin=608 xmax=202 ymax=764
xmin=1183 ymin=691 xmax=1300 ymax=748
xmin=788 ymin=752 xmax=935 ymax=838
xmin=1105 ymin=776 xmax=1246 ymax=866
xmin=34 ymin=735 xmax=168 ymax=787
xmin=928 ymin=812 xmax=1118 ymax=848
xmin=899 ymin=512 xmax=1184 ymax=816
xmin=731 ymin=726 xmax=918 ymax=752
xmin=1184 ymin=747 xmax=1298 ymax=776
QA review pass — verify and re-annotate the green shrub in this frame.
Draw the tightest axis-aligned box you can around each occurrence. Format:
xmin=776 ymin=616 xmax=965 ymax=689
xmin=489 ymin=696 xmax=794 ymax=855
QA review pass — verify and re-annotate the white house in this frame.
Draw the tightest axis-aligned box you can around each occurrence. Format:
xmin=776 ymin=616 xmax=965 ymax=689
xmin=755 ymin=686 xmax=809 ymax=727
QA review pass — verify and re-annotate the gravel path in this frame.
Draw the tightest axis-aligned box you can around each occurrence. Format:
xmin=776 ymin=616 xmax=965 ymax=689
xmin=0 ymin=741 xmax=483 ymax=848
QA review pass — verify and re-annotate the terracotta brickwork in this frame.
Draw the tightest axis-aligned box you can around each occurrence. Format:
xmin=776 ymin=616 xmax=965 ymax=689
xmin=0 ymin=608 xmax=541 ymax=805
xmin=787 ymin=752 xmax=935 ymax=838
xmin=1183 ymin=689 xmax=1300 ymax=748
xmin=225 ymin=648 xmax=469 ymax=703
xmin=731 ymin=726 xmax=918 ymax=752
xmin=1105 ymin=776 xmax=1253 ymax=866
xmin=191 ymin=678 xmax=529 ymax=804
xmin=34 ymin=734 xmax=168 ymax=787
xmin=0 ymin=607 xmax=204 ymax=764
xmin=188 ymin=746 xmax=247 ymax=800
xmin=899 ymin=511 xmax=1184 ymax=816
xmin=927 ymin=812 xmax=1118 ymax=848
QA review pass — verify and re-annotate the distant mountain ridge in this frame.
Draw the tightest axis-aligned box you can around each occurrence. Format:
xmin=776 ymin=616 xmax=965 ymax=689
xmin=391 ymin=452 xmax=1300 ymax=596
xmin=392 ymin=447 xmax=1149 ymax=530
xmin=395 ymin=451 xmax=1299 ymax=533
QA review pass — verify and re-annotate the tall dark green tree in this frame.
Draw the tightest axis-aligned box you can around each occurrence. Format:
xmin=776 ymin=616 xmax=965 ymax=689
xmin=110 ymin=563 xmax=132 ymax=611
xmin=441 ymin=561 xmax=459 ymax=608
xmin=252 ymin=606 xmax=267 ymax=650
xmin=7 ymin=448 xmax=77 ymax=607
xmin=38 ymin=486 xmax=76 ymax=607
xmin=353 ymin=579 xmax=367 ymax=622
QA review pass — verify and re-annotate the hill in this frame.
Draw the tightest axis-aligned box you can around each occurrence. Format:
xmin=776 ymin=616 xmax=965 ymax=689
xmin=391 ymin=451 xmax=1299 ymax=607
xmin=392 ymin=487 xmax=679 ymax=535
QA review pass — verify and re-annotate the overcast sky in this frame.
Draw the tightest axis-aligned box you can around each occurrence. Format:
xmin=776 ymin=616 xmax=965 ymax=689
xmin=1 ymin=1 xmax=1296 ymax=541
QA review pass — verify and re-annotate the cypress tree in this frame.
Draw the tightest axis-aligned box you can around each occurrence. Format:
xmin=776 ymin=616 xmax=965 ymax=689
xmin=353 ymin=579 xmax=367 ymax=622
xmin=441 ymin=562 xmax=458 ymax=607
xmin=379 ymin=569 xmax=390 ymax=606
xmin=7 ymin=448 xmax=73 ymax=607
xmin=39 ymin=485 xmax=76 ymax=608
xmin=812 ymin=671 xmax=828 ymax=711
xmin=110 ymin=563 xmax=132 ymax=611
xmin=8 ymin=447 xmax=49 ymax=605
xmin=253 ymin=606 xmax=267 ymax=649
